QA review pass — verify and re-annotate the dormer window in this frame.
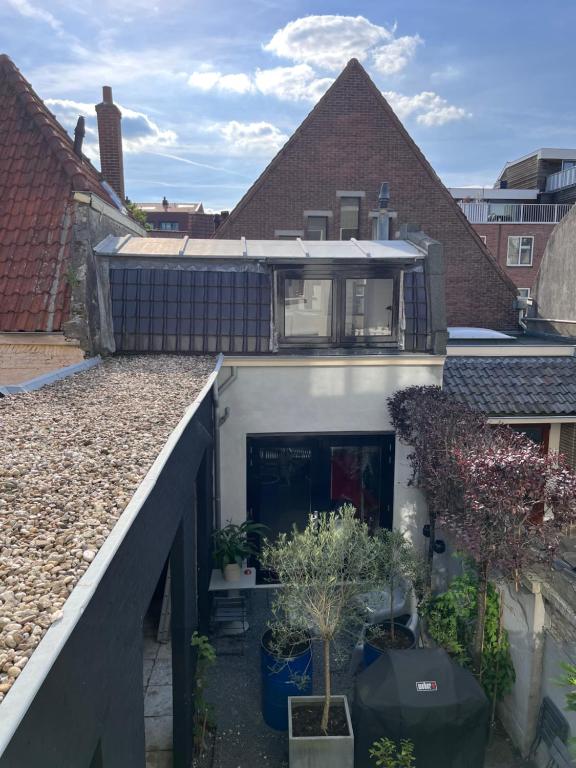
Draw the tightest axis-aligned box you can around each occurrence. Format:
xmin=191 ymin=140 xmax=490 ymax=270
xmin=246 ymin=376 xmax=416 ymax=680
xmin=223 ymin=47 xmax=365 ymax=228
xmin=277 ymin=266 xmax=398 ymax=347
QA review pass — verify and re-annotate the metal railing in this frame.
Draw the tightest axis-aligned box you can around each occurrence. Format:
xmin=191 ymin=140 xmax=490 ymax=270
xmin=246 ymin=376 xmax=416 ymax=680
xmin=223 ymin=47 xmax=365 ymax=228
xmin=458 ymin=201 xmax=572 ymax=224
xmin=545 ymin=166 xmax=576 ymax=192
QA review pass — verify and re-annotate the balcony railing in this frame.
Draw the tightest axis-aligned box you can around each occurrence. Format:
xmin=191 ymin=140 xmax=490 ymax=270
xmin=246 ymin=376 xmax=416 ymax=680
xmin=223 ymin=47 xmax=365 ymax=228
xmin=458 ymin=201 xmax=572 ymax=224
xmin=545 ymin=166 xmax=576 ymax=192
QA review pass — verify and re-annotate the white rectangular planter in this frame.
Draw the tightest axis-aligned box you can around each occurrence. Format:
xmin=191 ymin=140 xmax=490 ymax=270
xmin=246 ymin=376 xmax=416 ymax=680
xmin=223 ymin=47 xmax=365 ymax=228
xmin=288 ymin=695 xmax=354 ymax=768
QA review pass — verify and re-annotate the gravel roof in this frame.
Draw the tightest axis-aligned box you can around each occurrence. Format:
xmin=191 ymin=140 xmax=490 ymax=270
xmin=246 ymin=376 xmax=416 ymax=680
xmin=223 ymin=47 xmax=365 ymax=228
xmin=0 ymin=355 xmax=215 ymax=703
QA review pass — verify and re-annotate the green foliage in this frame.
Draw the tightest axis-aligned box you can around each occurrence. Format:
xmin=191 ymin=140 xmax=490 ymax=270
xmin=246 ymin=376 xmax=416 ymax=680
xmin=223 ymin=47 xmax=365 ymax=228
xmin=191 ymin=632 xmax=216 ymax=754
xmin=261 ymin=505 xmax=381 ymax=733
xmin=421 ymin=572 xmax=515 ymax=702
xmin=124 ymin=200 xmax=151 ymax=230
xmin=369 ymin=737 xmax=416 ymax=767
xmin=212 ymin=520 xmax=266 ymax=569
xmin=555 ymin=662 xmax=576 ymax=712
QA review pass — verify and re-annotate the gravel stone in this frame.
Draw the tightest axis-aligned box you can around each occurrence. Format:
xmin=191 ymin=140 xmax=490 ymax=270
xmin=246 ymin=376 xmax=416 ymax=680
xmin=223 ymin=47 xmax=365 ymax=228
xmin=0 ymin=355 xmax=214 ymax=701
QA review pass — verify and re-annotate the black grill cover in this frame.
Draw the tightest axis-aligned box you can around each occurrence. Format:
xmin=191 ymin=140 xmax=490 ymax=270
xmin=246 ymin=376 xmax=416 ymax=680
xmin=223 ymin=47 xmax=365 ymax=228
xmin=353 ymin=648 xmax=489 ymax=768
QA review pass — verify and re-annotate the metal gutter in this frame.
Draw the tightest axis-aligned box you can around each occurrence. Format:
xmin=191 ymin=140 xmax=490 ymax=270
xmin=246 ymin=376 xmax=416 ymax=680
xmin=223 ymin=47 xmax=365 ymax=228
xmin=0 ymin=357 xmax=222 ymax=754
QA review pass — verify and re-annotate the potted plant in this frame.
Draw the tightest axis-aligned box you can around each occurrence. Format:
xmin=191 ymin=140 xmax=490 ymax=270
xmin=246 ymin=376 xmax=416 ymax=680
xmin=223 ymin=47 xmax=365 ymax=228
xmin=261 ymin=504 xmax=380 ymax=768
xmin=212 ymin=520 xmax=266 ymax=581
xmin=363 ymin=529 xmax=424 ymax=666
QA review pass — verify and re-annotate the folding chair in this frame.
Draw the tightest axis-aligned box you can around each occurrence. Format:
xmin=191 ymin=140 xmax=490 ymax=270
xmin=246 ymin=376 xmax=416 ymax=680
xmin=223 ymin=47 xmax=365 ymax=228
xmin=211 ymin=596 xmax=248 ymax=656
xmin=529 ymin=697 xmax=570 ymax=760
xmin=547 ymin=737 xmax=576 ymax=768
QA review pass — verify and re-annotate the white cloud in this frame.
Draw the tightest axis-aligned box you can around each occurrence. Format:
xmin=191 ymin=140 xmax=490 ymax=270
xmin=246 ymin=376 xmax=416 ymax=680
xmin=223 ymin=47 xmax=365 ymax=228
xmin=207 ymin=121 xmax=289 ymax=156
xmin=371 ymin=35 xmax=423 ymax=75
xmin=383 ymin=91 xmax=471 ymax=126
xmin=45 ymin=98 xmax=177 ymax=156
xmin=254 ymin=65 xmax=333 ymax=102
xmin=6 ymin=0 xmax=62 ymax=31
xmin=188 ymin=64 xmax=333 ymax=102
xmin=263 ymin=15 xmax=423 ymax=76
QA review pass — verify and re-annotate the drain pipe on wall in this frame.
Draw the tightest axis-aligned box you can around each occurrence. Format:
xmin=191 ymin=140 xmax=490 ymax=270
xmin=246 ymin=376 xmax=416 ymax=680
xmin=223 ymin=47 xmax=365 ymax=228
xmin=212 ymin=358 xmax=237 ymax=531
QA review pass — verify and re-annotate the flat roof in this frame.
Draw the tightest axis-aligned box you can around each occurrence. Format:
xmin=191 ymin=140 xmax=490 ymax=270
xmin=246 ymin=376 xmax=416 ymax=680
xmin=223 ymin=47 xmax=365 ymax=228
xmin=496 ymin=148 xmax=576 ymax=180
xmin=95 ymin=236 xmax=425 ymax=262
xmin=0 ymin=355 xmax=215 ymax=706
xmin=136 ymin=202 xmax=203 ymax=213
xmin=449 ymin=187 xmax=539 ymax=201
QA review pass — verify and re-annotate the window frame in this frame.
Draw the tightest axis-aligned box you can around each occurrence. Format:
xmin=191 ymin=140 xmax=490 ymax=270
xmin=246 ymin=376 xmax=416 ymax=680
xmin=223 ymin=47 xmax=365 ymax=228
xmin=339 ymin=196 xmax=361 ymax=240
xmin=276 ymin=265 xmax=400 ymax=348
xmin=506 ymin=235 xmax=534 ymax=267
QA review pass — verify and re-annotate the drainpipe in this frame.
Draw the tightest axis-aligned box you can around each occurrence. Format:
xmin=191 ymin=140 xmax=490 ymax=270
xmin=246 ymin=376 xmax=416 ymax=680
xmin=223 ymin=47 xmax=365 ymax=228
xmin=377 ymin=182 xmax=390 ymax=240
xmin=212 ymin=362 xmax=237 ymax=530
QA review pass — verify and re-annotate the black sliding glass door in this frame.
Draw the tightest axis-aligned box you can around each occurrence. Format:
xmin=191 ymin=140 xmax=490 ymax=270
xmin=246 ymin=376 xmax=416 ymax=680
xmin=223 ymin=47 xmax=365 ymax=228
xmin=247 ymin=434 xmax=394 ymax=543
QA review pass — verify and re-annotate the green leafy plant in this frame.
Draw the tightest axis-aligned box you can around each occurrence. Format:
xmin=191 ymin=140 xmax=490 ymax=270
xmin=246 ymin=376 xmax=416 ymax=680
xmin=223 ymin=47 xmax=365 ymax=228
xmin=421 ymin=571 xmax=515 ymax=709
xmin=191 ymin=632 xmax=216 ymax=754
xmin=555 ymin=662 xmax=576 ymax=755
xmin=261 ymin=505 xmax=381 ymax=734
xmin=124 ymin=199 xmax=152 ymax=230
xmin=212 ymin=520 xmax=266 ymax=570
xmin=369 ymin=737 xmax=416 ymax=767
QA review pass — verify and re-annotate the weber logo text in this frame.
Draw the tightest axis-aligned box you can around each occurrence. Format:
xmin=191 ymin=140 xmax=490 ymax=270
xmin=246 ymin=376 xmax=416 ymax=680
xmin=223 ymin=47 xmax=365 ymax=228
xmin=416 ymin=681 xmax=438 ymax=692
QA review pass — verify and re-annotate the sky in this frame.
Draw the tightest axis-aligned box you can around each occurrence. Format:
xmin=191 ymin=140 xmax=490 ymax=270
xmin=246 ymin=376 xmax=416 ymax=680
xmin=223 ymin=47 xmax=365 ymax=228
xmin=1 ymin=0 xmax=575 ymax=212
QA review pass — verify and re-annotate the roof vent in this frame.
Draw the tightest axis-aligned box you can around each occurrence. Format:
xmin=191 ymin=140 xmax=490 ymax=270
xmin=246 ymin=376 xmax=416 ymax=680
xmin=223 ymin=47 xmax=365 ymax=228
xmin=162 ymin=196 xmax=169 ymax=210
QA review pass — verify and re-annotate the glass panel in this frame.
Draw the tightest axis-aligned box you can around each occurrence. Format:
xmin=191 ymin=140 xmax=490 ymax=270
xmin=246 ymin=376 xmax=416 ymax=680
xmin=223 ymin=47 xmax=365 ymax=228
xmin=340 ymin=197 xmax=360 ymax=239
xmin=306 ymin=216 xmax=327 ymax=240
xmin=345 ymin=278 xmax=393 ymax=336
xmin=330 ymin=446 xmax=381 ymax=530
xmin=284 ymin=279 xmax=332 ymax=337
xmin=256 ymin=446 xmax=312 ymax=542
xmin=507 ymin=237 xmax=520 ymax=265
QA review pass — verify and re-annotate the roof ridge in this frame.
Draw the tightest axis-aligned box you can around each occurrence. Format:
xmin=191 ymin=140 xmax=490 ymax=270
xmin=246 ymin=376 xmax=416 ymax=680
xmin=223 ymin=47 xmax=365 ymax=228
xmin=0 ymin=54 xmax=113 ymax=205
xmin=213 ymin=58 xmax=517 ymax=297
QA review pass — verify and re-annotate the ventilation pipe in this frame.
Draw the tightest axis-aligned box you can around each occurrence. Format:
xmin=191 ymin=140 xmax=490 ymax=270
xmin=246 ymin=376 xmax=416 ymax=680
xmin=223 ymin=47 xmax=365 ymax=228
xmin=377 ymin=182 xmax=390 ymax=240
xmin=73 ymin=116 xmax=85 ymax=158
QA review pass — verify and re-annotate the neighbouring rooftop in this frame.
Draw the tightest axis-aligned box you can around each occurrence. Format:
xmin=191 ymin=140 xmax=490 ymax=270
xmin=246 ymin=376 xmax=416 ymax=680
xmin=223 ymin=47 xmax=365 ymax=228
xmin=443 ymin=356 xmax=576 ymax=416
xmin=136 ymin=202 xmax=204 ymax=213
xmin=0 ymin=355 xmax=215 ymax=703
xmin=95 ymin=235 xmax=425 ymax=262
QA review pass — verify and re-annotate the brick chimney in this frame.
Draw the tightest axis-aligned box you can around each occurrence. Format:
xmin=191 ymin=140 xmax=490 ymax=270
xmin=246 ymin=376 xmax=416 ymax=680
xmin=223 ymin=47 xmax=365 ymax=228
xmin=95 ymin=86 xmax=125 ymax=200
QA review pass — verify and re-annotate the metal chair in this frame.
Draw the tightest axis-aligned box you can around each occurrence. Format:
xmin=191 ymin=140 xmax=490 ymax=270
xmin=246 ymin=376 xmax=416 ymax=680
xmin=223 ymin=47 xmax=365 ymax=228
xmin=547 ymin=737 xmax=576 ymax=768
xmin=529 ymin=697 xmax=571 ymax=760
xmin=211 ymin=596 xmax=247 ymax=655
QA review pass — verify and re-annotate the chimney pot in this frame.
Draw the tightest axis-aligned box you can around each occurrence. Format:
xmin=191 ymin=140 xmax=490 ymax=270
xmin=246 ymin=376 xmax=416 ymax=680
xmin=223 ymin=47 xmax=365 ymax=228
xmin=102 ymin=86 xmax=113 ymax=104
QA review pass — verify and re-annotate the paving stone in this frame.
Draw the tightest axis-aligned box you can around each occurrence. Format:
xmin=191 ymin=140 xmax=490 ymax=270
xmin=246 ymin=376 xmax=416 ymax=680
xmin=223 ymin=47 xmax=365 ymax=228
xmin=145 ymin=715 xmax=173 ymax=752
xmin=145 ymin=686 xmax=173 ymax=717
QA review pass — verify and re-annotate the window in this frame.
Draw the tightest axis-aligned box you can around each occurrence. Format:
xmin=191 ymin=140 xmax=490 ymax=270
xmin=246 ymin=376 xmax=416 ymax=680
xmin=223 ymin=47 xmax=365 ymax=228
xmin=562 ymin=160 xmax=576 ymax=170
xmin=344 ymin=279 xmax=393 ymax=337
xmin=278 ymin=268 xmax=398 ymax=346
xmin=507 ymin=236 xmax=534 ymax=266
xmin=518 ymin=288 xmax=531 ymax=298
xmin=284 ymin=278 xmax=332 ymax=337
xmin=340 ymin=197 xmax=360 ymax=240
xmin=305 ymin=216 xmax=328 ymax=240
xmin=159 ymin=221 xmax=179 ymax=231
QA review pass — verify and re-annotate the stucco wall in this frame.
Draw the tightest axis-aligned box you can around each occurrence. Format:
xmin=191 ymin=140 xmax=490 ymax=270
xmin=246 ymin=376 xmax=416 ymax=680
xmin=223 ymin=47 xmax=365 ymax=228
xmin=535 ymin=204 xmax=576 ymax=323
xmin=217 ymin=358 xmax=443 ymax=543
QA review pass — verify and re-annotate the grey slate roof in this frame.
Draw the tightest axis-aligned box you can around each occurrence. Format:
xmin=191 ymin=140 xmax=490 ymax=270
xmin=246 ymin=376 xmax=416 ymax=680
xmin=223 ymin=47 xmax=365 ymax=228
xmin=443 ymin=356 xmax=576 ymax=416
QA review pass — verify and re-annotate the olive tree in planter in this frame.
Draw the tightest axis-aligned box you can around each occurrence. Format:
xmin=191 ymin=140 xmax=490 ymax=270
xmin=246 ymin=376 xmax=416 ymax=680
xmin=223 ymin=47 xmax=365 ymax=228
xmin=261 ymin=505 xmax=379 ymax=768
xmin=363 ymin=529 xmax=426 ymax=665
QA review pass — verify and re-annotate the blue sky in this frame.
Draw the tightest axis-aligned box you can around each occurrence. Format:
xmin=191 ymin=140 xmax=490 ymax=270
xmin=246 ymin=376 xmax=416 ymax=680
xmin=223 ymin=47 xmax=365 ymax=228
xmin=1 ymin=1 xmax=575 ymax=211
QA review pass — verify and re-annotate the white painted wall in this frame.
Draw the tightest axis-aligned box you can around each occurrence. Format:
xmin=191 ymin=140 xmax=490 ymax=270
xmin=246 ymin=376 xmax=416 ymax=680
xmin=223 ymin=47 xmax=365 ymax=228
xmin=217 ymin=358 xmax=443 ymax=545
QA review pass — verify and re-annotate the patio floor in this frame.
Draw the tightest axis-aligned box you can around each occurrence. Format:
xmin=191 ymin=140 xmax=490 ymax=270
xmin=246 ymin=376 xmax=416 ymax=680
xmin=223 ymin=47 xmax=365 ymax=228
xmin=144 ymin=614 xmax=173 ymax=768
xmin=201 ymin=591 xmax=537 ymax=768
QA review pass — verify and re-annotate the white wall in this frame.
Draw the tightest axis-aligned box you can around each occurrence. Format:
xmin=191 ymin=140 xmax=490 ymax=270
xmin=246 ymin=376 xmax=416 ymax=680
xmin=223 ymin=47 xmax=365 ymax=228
xmin=217 ymin=357 xmax=443 ymax=544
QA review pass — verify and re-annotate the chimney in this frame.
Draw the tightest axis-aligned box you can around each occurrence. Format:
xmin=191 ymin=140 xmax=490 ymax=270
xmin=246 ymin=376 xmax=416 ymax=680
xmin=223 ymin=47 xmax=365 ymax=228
xmin=95 ymin=86 xmax=125 ymax=200
xmin=73 ymin=116 xmax=85 ymax=158
xmin=162 ymin=196 xmax=169 ymax=210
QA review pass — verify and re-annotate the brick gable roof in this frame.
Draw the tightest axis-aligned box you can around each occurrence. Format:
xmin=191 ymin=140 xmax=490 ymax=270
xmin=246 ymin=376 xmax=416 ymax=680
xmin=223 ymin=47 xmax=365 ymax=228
xmin=0 ymin=54 xmax=114 ymax=333
xmin=214 ymin=58 xmax=518 ymax=331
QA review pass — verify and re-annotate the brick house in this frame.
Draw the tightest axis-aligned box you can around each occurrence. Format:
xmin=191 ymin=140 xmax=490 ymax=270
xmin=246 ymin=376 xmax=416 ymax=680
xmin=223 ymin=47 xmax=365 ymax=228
xmin=0 ymin=56 xmax=144 ymax=385
xmin=214 ymin=58 xmax=519 ymax=332
xmin=136 ymin=199 xmax=226 ymax=238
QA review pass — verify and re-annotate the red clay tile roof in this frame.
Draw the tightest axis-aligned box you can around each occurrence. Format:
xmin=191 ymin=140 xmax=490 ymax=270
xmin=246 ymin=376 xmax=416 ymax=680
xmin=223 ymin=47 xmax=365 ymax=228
xmin=0 ymin=54 xmax=114 ymax=332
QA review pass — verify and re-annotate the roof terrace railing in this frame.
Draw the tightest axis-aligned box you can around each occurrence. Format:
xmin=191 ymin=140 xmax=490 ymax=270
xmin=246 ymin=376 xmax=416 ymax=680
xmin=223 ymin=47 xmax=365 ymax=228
xmin=458 ymin=201 xmax=572 ymax=224
xmin=546 ymin=166 xmax=576 ymax=192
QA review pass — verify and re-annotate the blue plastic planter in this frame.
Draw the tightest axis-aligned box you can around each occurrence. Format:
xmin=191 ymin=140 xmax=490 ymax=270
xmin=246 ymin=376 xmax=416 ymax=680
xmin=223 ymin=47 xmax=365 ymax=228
xmin=261 ymin=630 xmax=312 ymax=731
xmin=363 ymin=621 xmax=416 ymax=667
